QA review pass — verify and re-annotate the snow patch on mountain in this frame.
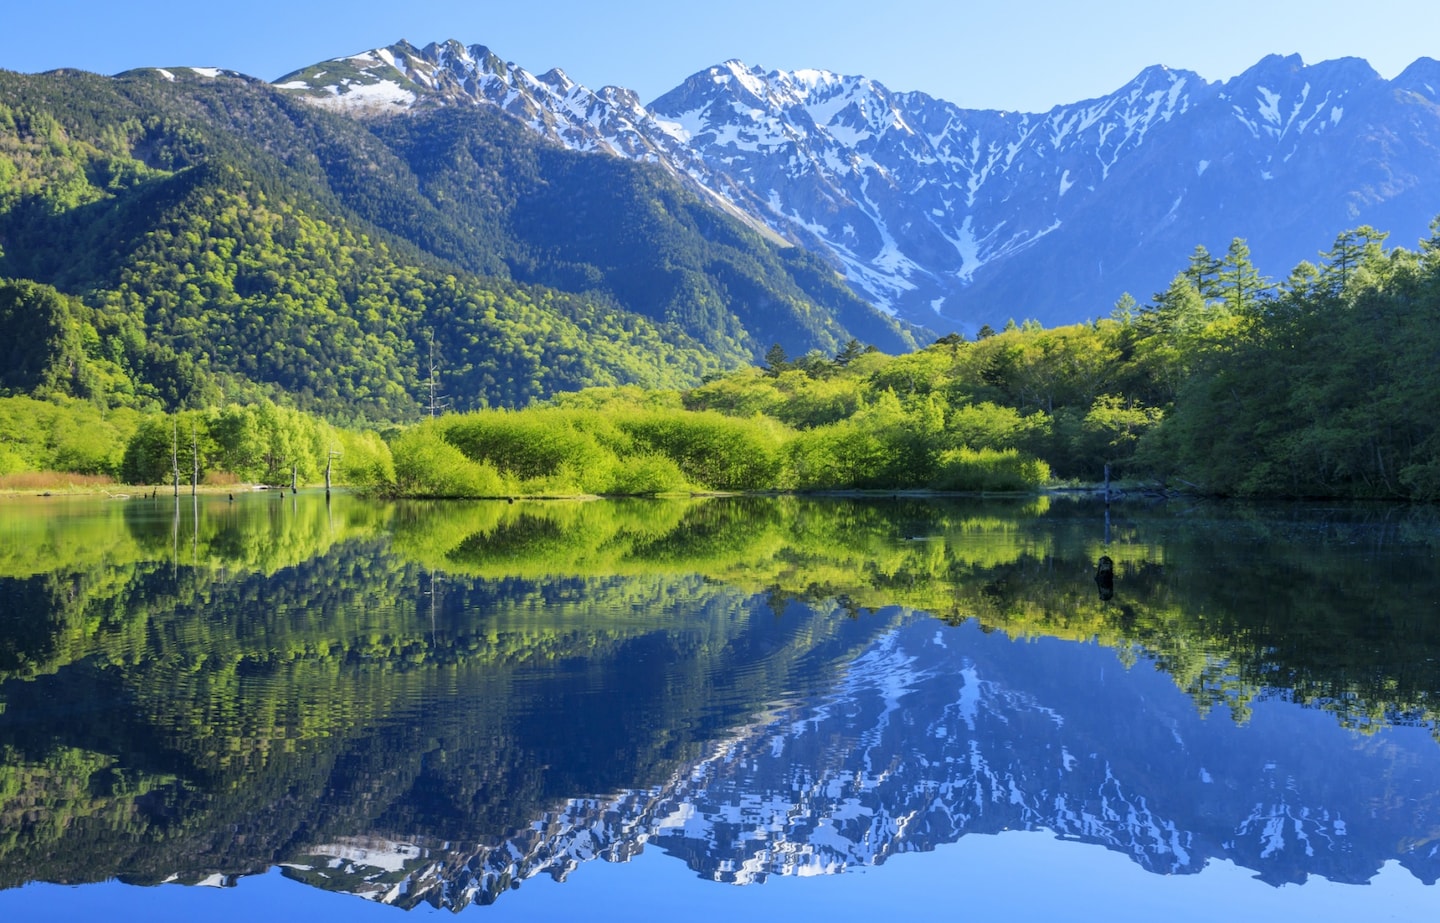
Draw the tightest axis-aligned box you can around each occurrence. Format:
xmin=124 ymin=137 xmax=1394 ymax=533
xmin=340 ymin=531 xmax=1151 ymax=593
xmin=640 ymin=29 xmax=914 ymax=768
xmin=273 ymin=41 xmax=1440 ymax=331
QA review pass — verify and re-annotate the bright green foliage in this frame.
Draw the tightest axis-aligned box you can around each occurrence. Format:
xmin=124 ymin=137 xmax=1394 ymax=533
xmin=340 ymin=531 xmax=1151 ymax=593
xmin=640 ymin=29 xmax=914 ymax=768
xmin=684 ymin=366 xmax=868 ymax=428
xmin=931 ymin=447 xmax=1052 ymax=492
xmin=683 ymin=368 xmax=786 ymax=418
xmin=1078 ymin=396 xmax=1165 ymax=472
xmin=684 ymin=335 xmax=1079 ymax=488
xmin=0 ymin=396 xmax=140 ymax=476
xmin=546 ymin=385 xmax=685 ymax=413
xmin=101 ymin=400 xmax=392 ymax=488
xmin=604 ymin=452 xmax=691 ymax=495
xmin=439 ymin=409 xmax=626 ymax=490
xmin=766 ymin=373 xmax=868 ymax=428
xmin=333 ymin=428 xmax=395 ymax=488
xmin=945 ymin=401 xmax=1044 ymax=452
xmin=867 ymin=347 xmax=961 ymax=398
xmin=786 ymin=391 xmax=934 ymax=488
xmin=390 ymin=423 xmax=507 ymax=498
xmin=615 ymin=411 xmax=788 ymax=491
xmin=785 ymin=417 xmax=901 ymax=489
xmin=413 ymin=405 xmax=789 ymax=495
xmin=394 ymin=337 xmax=1064 ymax=494
xmin=207 ymin=402 xmax=319 ymax=484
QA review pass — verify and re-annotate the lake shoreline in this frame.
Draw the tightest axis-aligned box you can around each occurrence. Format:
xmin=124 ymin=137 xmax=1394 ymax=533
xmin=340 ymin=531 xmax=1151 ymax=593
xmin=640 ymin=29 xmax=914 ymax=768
xmin=0 ymin=479 xmax=1193 ymax=503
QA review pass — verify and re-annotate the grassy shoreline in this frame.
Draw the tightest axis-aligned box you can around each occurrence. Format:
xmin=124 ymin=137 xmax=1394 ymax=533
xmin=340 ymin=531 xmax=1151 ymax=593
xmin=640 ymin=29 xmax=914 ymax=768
xmin=0 ymin=474 xmax=305 ymax=498
xmin=1 ymin=476 xmax=1156 ymax=502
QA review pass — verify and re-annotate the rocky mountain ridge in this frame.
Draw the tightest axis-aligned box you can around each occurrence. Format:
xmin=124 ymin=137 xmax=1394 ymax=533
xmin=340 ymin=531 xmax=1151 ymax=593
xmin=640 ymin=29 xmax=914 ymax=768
xmin=274 ymin=41 xmax=1440 ymax=331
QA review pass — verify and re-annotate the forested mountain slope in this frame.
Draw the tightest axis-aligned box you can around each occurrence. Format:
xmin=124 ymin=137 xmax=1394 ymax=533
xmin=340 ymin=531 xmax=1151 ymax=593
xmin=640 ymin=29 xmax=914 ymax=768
xmin=0 ymin=66 xmax=914 ymax=420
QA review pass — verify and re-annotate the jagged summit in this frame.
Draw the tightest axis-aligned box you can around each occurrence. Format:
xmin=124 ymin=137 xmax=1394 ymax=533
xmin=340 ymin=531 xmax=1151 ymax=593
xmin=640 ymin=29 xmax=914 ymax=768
xmin=1063 ymin=63 xmax=1205 ymax=111
xmin=1246 ymin=51 xmax=1309 ymax=73
xmin=1393 ymin=56 xmax=1440 ymax=102
xmin=1225 ymin=52 xmax=1379 ymax=95
xmin=272 ymin=41 xmax=1440 ymax=331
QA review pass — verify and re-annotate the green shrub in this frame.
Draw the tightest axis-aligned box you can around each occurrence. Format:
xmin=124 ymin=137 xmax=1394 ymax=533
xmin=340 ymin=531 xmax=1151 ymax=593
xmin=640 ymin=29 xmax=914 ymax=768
xmin=931 ymin=447 xmax=1051 ymax=492
xmin=0 ymin=444 xmax=27 ymax=475
xmin=785 ymin=422 xmax=893 ymax=489
xmin=616 ymin=410 xmax=786 ymax=490
xmin=602 ymin=452 xmax=690 ymax=495
xmin=334 ymin=429 xmax=396 ymax=489
xmin=390 ymin=426 xmax=507 ymax=498
xmin=945 ymin=402 xmax=1039 ymax=451
xmin=782 ymin=390 xmax=941 ymax=489
xmin=0 ymin=395 xmax=138 ymax=478
xmin=440 ymin=410 xmax=625 ymax=485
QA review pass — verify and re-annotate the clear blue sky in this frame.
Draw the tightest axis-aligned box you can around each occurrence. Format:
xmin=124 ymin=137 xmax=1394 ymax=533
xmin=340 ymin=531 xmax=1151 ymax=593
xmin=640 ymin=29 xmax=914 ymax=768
xmin=3 ymin=0 xmax=1439 ymax=112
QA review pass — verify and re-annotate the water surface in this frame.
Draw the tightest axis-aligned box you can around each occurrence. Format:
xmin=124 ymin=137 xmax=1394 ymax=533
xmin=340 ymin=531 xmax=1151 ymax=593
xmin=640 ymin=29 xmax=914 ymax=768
xmin=2 ymin=492 xmax=1439 ymax=919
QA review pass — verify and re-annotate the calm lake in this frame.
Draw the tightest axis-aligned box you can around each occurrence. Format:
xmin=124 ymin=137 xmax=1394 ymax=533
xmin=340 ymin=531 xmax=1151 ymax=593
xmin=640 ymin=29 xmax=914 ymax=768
xmin=2 ymin=492 xmax=1440 ymax=921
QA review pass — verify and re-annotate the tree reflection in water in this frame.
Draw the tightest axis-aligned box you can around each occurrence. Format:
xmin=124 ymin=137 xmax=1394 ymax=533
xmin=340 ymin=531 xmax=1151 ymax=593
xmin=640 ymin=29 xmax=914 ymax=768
xmin=3 ymin=493 xmax=1440 ymax=909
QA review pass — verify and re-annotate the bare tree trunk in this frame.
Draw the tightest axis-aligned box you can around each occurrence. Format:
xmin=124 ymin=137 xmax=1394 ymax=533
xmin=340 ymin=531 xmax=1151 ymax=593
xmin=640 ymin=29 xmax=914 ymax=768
xmin=324 ymin=449 xmax=341 ymax=498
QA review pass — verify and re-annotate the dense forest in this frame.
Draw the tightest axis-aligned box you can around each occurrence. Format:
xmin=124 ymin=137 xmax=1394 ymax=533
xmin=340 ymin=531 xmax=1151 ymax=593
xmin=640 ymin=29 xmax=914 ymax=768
xmin=0 ymin=66 xmax=915 ymax=423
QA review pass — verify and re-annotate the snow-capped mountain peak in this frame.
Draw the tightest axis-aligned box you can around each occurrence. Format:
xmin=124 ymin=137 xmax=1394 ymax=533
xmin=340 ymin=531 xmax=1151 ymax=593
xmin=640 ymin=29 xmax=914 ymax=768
xmin=274 ymin=42 xmax=1440 ymax=332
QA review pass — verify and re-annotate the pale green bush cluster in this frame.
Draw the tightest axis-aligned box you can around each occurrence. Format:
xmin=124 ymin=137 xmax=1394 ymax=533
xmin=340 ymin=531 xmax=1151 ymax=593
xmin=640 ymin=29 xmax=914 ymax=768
xmin=932 ymin=448 xmax=1052 ymax=492
xmin=386 ymin=393 xmax=1052 ymax=497
xmin=390 ymin=424 xmax=504 ymax=498
xmin=398 ymin=407 xmax=787 ymax=497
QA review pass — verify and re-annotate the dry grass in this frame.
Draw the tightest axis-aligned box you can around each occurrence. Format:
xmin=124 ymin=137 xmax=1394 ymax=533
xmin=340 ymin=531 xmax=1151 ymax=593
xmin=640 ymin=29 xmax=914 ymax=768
xmin=0 ymin=471 xmax=120 ymax=492
xmin=0 ymin=470 xmax=267 ymax=497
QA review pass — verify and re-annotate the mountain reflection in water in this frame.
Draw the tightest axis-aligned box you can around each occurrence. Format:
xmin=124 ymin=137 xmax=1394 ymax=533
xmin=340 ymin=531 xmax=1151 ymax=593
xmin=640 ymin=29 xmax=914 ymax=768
xmin=2 ymin=493 xmax=1440 ymax=915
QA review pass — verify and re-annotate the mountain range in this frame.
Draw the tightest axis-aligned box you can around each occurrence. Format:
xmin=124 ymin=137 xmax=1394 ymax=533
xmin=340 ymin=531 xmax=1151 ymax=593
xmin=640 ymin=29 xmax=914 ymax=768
xmin=5 ymin=40 xmax=1440 ymax=417
xmin=277 ymin=40 xmax=1440 ymax=330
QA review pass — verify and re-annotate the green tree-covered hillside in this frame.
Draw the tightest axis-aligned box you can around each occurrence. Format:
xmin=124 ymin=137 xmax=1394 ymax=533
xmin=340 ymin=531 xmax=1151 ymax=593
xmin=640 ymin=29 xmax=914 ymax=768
xmin=0 ymin=67 xmax=914 ymax=421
